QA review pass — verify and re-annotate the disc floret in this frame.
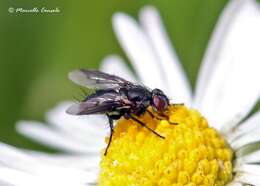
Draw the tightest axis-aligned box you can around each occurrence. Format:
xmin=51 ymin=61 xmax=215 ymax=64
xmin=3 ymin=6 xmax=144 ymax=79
xmin=99 ymin=105 xmax=233 ymax=186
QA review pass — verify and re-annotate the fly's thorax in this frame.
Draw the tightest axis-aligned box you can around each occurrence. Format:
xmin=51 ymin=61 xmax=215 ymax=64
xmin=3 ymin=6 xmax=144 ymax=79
xmin=126 ymin=87 xmax=151 ymax=103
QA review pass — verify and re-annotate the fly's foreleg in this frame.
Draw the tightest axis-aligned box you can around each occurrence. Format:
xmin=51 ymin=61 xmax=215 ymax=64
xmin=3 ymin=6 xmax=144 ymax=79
xmin=173 ymin=103 xmax=184 ymax=106
xmin=146 ymin=110 xmax=177 ymax=125
xmin=146 ymin=110 xmax=164 ymax=120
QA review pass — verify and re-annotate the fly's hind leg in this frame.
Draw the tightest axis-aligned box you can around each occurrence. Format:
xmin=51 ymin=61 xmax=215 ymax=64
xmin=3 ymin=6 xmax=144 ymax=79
xmin=125 ymin=113 xmax=165 ymax=139
xmin=104 ymin=114 xmax=114 ymax=156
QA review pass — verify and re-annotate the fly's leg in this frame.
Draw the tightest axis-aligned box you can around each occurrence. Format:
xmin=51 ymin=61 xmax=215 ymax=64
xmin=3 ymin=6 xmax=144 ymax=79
xmin=126 ymin=113 xmax=165 ymax=139
xmin=146 ymin=110 xmax=177 ymax=125
xmin=146 ymin=109 xmax=163 ymax=120
xmin=104 ymin=114 xmax=114 ymax=156
xmin=173 ymin=103 xmax=184 ymax=106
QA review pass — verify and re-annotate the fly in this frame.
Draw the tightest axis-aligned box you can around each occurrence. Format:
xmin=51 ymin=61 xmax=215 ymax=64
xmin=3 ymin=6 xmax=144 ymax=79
xmin=66 ymin=69 xmax=174 ymax=155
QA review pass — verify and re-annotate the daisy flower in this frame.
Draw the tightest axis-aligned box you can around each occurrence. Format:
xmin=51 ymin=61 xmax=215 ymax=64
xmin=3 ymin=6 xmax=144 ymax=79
xmin=1 ymin=0 xmax=260 ymax=185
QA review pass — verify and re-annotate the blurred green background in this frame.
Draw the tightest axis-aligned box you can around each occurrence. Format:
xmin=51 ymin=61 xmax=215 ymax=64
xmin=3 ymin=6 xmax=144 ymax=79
xmin=0 ymin=0 xmax=230 ymax=151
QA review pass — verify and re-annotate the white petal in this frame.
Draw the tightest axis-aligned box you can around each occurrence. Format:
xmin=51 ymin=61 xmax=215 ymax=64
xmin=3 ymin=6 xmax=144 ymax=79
xmin=25 ymin=150 xmax=100 ymax=171
xmin=236 ymin=149 xmax=260 ymax=164
xmin=227 ymin=182 xmax=243 ymax=186
xmin=0 ymin=181 xmax=12 ymax=186
xmin=100 ymin=55 xmax=138 ymax=83
xmin=234 ymin=164 xmax=260 ymax=185
xmin=233 ymin=172 xmax=260 ymax=185
xmin=194 ymin=0 xmax=260 ymax=130
xmin=0 ymin=167 xmax=94 ymax=186
xmin=226 ymin=110 xmax=260 ymax=142
xmin=231 ymin=131 xmax=260 ymax=150
xmin=112 ymin=13 xmax=171 ymax=94
xmin=234 ymin=164 xmax=260 ymax=176
xmin=0 ymin=143 xmax=97 ymax=185
xmin=194 ymin=0 xmax=244 ymax=105
xmin=0 ymin=167 xmax=54 ymax=186
xmin=16 ymin=121 xmax=102 ymax=154
xmin=139 ymin=6 xmax=192 ymax=104
xmin=46 ymin=101 xmax=108 ymax=144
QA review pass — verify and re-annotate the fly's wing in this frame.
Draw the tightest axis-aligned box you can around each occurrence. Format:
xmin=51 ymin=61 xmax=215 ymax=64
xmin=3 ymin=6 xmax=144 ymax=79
xmin=66 ymin=90 xmax=128 ymax=115
xmin=68 ymin=69 xmax=135 ymax=90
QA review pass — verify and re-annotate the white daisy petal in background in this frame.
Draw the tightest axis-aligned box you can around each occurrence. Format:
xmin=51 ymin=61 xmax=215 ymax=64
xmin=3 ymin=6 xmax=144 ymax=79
xmin=195 ymin=0 xmax=260 ymax=132
xmin=1 ymin=0 xmax=260 ymax=185
xmin=138 ymin=6 xmax=192 ymax=104
xmin=113 ymin=12 xmax=174 ymax=97
xmin=17 ymin=102 xmax=108 ymax=155
xmin=112 ymin=9 xmax=192 ymax=104
xmin=100 ymin=55 xmax=138 ymax=83
xmin=0 ymin=143 xmax=97 ymax=186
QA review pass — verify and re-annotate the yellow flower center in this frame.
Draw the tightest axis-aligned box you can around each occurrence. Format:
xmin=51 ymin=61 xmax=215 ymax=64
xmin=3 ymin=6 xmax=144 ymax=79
xmin=99 ymin=105 xmax=233 ymax=186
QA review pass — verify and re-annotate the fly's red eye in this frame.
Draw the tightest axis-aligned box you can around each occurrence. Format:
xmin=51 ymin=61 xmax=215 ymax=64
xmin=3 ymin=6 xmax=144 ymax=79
xmin=153 ymin=95 xmax=167 ymax=112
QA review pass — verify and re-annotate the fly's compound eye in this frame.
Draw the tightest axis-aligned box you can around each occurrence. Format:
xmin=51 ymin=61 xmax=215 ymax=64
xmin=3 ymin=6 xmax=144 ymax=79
xmin=152 ymin=95 xmax=168 ymax=112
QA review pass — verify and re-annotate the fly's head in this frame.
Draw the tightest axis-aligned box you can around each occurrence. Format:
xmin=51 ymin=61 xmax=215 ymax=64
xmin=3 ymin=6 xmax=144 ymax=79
xmin=151 ymin=89 xmax=169 ymax=113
